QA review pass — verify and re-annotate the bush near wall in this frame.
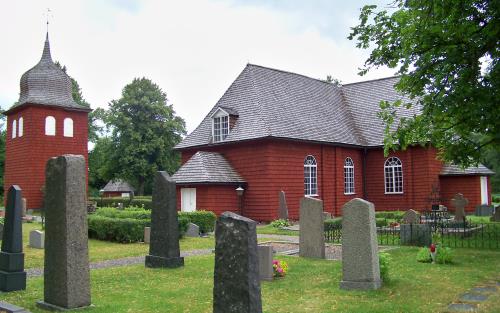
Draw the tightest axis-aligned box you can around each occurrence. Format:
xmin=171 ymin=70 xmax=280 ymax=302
xmin=179 ymin=211 xmax=217 ymax=233
xmin=89 ymin=197 xmax=153 ymax=210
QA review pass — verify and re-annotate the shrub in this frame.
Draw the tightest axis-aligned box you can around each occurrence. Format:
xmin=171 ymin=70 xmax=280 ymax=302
xmin=0 ymin=217 xmax=4 ymax=225
xmin=492 ymin=194 xmax=500 ymax=203
xmin=375 ymin=211 xmax=405 ymax=220
xmin=269 ymin=219 xmax=290 ymax=228
xmin=375 ymin=218 xmax=388 ymax=227
xmin=436 ymin=247 xmax=453 ymax=264
xmin=416 ymin=247 xmax=432 ymax=263
xmin=379 ymin=252 xmax=391 ymax=281
xmin=324 ymin=217 xmax=342 ymax=230
xmin=90 ymin=197 xmax=153 ymax=210
xmin=94 ymin=207 xmax=151 ymax=220
xmin=179 ymin=211 xmax=217 ymax=233
xmin=88 ymin=215 xmax=149 ymax=243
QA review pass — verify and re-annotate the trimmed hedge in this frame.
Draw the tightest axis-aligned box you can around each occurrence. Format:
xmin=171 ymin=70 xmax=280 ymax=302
xmin=492 ymin=194 xmax=500 ymax=203
xmin=324 ymin=218 xmax=342 ymax=230
xmin=89 ymin=197 xmax=153 ymax=210
xmin=179 ymin=211 xmax=217 ymax=233
xmin=375 ymin=211 xmax=405 ymax=220
xmin=94 ymin=207 xmax=151 ymax=220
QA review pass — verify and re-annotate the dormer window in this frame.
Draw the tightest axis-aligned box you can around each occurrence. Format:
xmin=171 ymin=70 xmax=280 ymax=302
xmin=211 ymin=107 xmax=238 ymax=143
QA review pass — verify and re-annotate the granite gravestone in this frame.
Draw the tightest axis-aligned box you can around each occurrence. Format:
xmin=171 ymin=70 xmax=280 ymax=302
xmin=29 ymin=230 xmax=44 ymax=249
xmin=400 ymin=224 xmax=431 ymax=246
xmin=299 ymin=197 xmax=325 ymax=259
xmin=0 ymin=185 xmax=26 ymax=292
xmin=36 ymin=155 xmax=91 ymax=310
xmin=402 ymin=209 xmax=420 ymax=224
xmin=278 ymin=190 xmax=288 ymax=220
xmin=491 ymin=207 xmax=500 ymax=222
xmin=145 ymin=171 xmax=184 ymax=268
xmin=340 ymin=198 xmax=381 ymax=290
xmin=144 ymin=227 xmax=151 ymax=244
xmin=257 ymin=245 xmax=273 ymax=281
xmin=186 ymin=223 xmax=200 ymax=237
xmin=213 ymin=212 xmax=262 ymax=313
xmin=475 ymin=205 xmax=494 ymax=217
xmin=451 ymin=193 xmax=468 ymax=222
xmin=21 ymin=198 xmax=27 ymax=217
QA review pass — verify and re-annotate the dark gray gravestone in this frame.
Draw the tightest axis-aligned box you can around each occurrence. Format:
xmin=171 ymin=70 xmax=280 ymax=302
xmin=145 ymin=171 xmax=184 ymax=268
xmin=213 ymin=212 xmax=262 ymax=313
xmin=36 ymin=155 xmax=91 ymax=310
xmin=491 ymin=207 xmax=500 ymax=222
xmin=0 ymin=301 xmax=30 ymax=313
xmin=340 ymin=198 xmax=381 ymax=290
xmin=0 ymin=185 xmax=26 ymax=292
xmin=475 ymin=205 xmax=494 ymax=216
xmin=278 ymin=190 xmax=288 ymax=220
xmin=400 ymin=224 xmax=431 ymax=246
xmin=257 ymin=245 xmax=273 ymax=281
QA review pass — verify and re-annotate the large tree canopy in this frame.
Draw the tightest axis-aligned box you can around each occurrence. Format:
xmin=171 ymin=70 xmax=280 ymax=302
xmin=106 ymin=78 xmax=186 ymax=195
xmin=349 ymin=0 xmax=500 ymax=167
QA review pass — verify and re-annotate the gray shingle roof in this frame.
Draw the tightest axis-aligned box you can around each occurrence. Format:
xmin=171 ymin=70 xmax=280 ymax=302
xmin=175 ymin=64 xmax=418 ymax=150
xmin=5 ymin=33 xmax=91 ymax=115
xmin=172 ymin=151 xmax=246 ymax=184
xmin=102 ymin=180 xmax=135 ymax=192
xmin=440 ymin=164 xmax=494 ymax=176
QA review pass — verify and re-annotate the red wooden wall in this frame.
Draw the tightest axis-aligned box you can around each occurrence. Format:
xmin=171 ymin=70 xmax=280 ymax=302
xmin=4 ymin=105 xmax=89 ymax=209
xmin=440 ymin=176 xmax=483 ymax=212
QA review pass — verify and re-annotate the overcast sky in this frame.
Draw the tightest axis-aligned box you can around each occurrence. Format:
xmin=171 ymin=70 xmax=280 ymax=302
xmin=1 ymin=0 xmax=395 ymax=133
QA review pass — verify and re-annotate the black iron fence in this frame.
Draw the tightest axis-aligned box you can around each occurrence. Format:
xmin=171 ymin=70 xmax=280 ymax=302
xmin=324 ymin=220 xmax=500 ymax=249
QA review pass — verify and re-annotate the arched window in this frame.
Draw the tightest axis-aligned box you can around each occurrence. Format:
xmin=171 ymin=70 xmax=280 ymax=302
xmin=64 ymin=118 xmax=73 ymax=137
xmin=344 ymin=157 xmax=355 ymax=194
xmin=45 ymin=116 xmax=56 ymax=136
xmin=384 ymin=157 xmax=403 ymax=194
xmin=18 ymin=117 xmax=23 ymax=137
xmin=12 ymin=120 xmax=17 ymax=139
xmin=304 ymin=155 xmax=317 ymax=196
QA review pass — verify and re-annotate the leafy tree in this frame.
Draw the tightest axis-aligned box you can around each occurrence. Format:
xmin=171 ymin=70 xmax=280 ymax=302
xmin=322 ymin=75 xmax=342 ymax=86
xmin=88 ymin=137 xmax=115 ymax=195
xmin=349 ymin=0 xmax=500 ymax=167
xmin=106 ymin=78 xmax=186 ymax=195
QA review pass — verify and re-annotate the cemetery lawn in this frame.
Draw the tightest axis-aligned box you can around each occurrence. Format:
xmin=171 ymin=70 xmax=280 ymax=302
xmin=3 ymin=247 xmax=500 ymax=313
xmin=257 ymin=224 xmax=299 ymax=236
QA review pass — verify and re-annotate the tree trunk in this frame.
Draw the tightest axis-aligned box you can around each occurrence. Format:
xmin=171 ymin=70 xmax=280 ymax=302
xmin=138 ymin=177 xmax=145 ymax=196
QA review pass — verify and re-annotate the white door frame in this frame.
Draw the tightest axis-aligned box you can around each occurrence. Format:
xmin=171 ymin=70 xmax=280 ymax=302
xmin=181 ymin=188 xmax=197 ymax=212
xmin=480 ymin=176 xmax=488 ymax=205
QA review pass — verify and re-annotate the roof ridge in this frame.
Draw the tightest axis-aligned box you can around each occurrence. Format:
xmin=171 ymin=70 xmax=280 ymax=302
xmin=342 ymin=75 xmax=400 ymax=87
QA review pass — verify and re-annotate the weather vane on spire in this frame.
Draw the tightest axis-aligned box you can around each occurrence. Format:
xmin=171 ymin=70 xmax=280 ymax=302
xmin=45 ymin=8 xmax=52 ymax=32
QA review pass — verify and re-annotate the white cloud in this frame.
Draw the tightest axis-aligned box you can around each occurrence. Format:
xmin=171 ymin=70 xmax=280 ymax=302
xmin=0 ymin=0 xmax=395 ymax=132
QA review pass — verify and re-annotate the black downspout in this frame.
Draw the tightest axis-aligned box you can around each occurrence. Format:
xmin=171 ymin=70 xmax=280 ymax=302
xmin=363 ymin=147 xmax=368 ymax=200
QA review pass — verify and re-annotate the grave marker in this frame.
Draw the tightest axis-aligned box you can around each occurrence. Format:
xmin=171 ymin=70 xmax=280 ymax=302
xmin=186 ymin=223 xmax=200 ymax=237
xmin=257 ymin=245 xmax=273 ymax=281
xmin=402 ymin=209 xmax=420 ymax=224
xmin=340 ymin=198 xmax=381 ymax=290
xmin=451 ymin=193 xmax=468 ymax=222
xmin=29 ymin=230 xmax=44 ymax=249
xmin=278 ymin=190 xmax=288 ymax=220
xmin=299 ymin=197 xmax=325 ymax=259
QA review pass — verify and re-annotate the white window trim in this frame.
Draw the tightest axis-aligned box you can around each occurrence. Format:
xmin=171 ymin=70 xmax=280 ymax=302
xmin=12 ymin=120 xmax=17 ymax=139
xmin=212 ymin=109 xmax=230 ymax=143
xmin=384 ymin=157 xmax=403 ymax=194
xmin=304 ymin=155 xmax=318 ymax=196
xmin=18 ymin=117 xmax=23 ymax=137
xmin=344 ymin=157 xmax=355 ymax=195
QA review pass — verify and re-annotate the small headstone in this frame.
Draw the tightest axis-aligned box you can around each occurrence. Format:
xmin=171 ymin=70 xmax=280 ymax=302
xmin=0 ymin=186 xmax=26 ymax=292
xmin=446 ymin=303 xmax=478 ymax=312
xmin=29 ymin=230 xmax=44 ymax=249
xmin=0 ymin=301 xmax=30 ymax=313
xmin=144 ymin=227 xmax=150 ymax=244
xmin=323 ymin=212 xmax=332 ymax=220
xmin=299 ymin=197 xmax=325 ymax=259
xmin=278 ymin=190 xmax=288 ymax=220
xmin=402 ymin=209 xmax=420 ymax=224
xmin=257 ymin=245 xmax=273 ymax=281
xmin=213 ymin=212 xmax=262 ymax=313
xmin=36 ymin=155 xmax=91 ymax=310
xmin=117 ymin=202 xmax=124 ymax=210
xmin=491 ymin=208 xmax=500 ymax=222
xmin=475 ymin=205 xmax=494 ymax=217
xmin=451 ymin=193 xmax=468 ymax=222
xmin=145 ymin=172 xmax=184 ymax=268
xmin=186 ymin=223 xmax=200 ymax=237
xmin=340 ymin=198 xmax=381 ymax=290
xmin=21 ymin=198 xmax=27 ymax=217
xmin=400 ymin=224 xmax=431 ymax=246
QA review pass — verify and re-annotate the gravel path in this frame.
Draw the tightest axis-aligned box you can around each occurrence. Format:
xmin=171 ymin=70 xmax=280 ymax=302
xmin=26 ymin=248 xmax=213 ymax=278
xmin=257 ymin=234 xmax=299 ymax=242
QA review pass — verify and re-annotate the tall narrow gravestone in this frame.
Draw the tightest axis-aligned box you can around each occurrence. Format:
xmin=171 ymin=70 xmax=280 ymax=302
xmin=278 ymin=190 xmax=288 ymax=220
xmin=299 ymin=197 xmax=325 ymax=259
xmin=340 ymin=198 xmax=381 ymax=290
xmin=0 ymin=185 xmax=26 ymax=292
xmin=213 ymin=212 xmax=262 ymax=313
xmin=145 ymin=172 xmax=184 ymax=268
xmin=36 ymin=155 xmax=91 ymax=310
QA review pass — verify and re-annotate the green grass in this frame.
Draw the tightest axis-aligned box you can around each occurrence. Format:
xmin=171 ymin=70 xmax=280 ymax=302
xmin=467 ymin=215 xmax=497 ymax=224
xmin=256 ymin=224 xmax=298 ymax=236
xmin=1 ymin=247 xmax=499 ymax=312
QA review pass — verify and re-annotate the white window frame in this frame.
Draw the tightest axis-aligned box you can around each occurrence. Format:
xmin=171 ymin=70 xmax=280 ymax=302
xmin=304 ymin=155 xmax=318 ymax=196
xmin=480 ymin=176 xmax=488 ymax=205
xmin=344 ymin=157 xmax=355 ymax=195
xmin=45 ymin=116 xmax=56 ymax=136
xmin=18 ymin=117 xmax=23 ymax=137
xmin=12 ymin=120 xmax=17 ymax=139
xmin=211 ymin=108 xmax=230 ymax=143
xmin=384 ymin=157 xmax=403 ymax=194
xmin=63 ymin=117 xmax=74 ymax=137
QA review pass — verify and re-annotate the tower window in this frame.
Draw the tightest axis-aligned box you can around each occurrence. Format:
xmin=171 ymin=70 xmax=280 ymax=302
xmin=64 ymin=118 xmax=74 ymax=137
xmin=12 ymin=120 xmax=17 ymax=139
xmin=45 ymin=116 xmax=56 ymax=136
xmin=18 ymin=117 xmax=23 ymax=137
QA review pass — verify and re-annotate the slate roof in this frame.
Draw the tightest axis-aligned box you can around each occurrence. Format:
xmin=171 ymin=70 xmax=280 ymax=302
xmin=172 ymin=151 xmax=246 ymax=184
xmin=440 ymin=164 xmax=495 ymax=176
xmin=102 ymin=180 xmax=135 ymax=192
xmin=175 ymin=64 xmax=419 ymax=149
xmin=5 ymin=33 xmax=91 ymax=115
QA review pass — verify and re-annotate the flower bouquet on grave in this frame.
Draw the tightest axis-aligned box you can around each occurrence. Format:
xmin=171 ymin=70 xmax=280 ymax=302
xmin=273 ymin=260 xmax=289 ymax=278
xmin=430 ymin=243 xmax=437 ymax=263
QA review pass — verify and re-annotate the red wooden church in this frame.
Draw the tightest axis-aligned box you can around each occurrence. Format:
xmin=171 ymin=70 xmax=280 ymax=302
xmin=173 ymin=64 xmax=493 ymax=221
xmin=3 ymin=34 xmax=91 ymax=210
